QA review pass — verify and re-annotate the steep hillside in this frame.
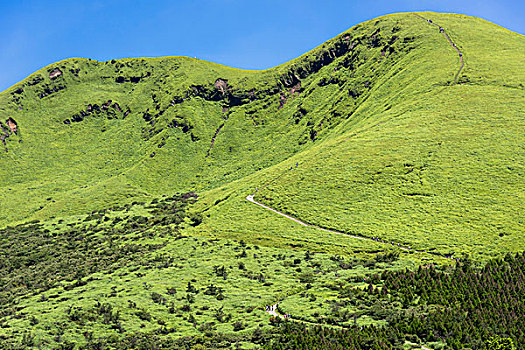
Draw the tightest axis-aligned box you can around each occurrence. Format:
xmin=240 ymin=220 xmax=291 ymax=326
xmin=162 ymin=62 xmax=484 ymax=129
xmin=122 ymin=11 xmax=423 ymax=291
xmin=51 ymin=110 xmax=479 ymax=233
xmin=252 ymin=13 xmax=525 ymax=260
xmin=1 ymin=13 xmax=523 ymax=258
xmin=1 ymin=11 xmax=524 ymax=349
xmin=1 ymin=13 xmax=440 ymax=224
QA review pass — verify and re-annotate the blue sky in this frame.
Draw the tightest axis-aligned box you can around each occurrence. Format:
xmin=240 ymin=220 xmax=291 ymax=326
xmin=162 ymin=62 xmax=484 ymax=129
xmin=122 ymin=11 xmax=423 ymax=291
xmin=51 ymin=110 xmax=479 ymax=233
xmin=0 ymin=0 xmax=523 ymax=92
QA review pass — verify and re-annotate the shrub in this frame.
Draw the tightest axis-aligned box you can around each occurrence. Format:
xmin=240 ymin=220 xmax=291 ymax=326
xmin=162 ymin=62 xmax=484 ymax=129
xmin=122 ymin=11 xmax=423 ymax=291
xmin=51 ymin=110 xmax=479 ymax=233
xmin=232 ymin=321 xmax=246 ymax=331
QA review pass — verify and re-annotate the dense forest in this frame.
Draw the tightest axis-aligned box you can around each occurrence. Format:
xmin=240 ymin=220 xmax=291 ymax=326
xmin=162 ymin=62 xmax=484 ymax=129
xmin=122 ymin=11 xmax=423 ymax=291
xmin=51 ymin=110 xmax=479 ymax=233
xmin=267 ymin=253 xmax=523 ymax=350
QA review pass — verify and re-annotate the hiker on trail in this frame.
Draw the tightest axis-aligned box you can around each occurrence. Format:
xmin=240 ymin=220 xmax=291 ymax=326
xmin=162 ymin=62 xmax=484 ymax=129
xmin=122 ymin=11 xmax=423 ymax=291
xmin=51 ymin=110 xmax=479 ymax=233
xmin=439 ymin=27 xmax=444 ymax=33
xmin=295 ymin=162 xmax=298 ymax=168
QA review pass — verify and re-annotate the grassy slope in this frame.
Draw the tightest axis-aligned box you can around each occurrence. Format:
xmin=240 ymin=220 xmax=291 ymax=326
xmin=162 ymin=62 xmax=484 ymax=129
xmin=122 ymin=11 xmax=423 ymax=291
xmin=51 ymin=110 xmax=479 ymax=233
xmin=0 ymin=12 xmax=417 ymax=226
xmin=0 ymin=196 xmax=434 ymax=349
xmin=0 ymin=13 xmax=522 ymax=260
xmin=251 ymin=13 xmax=525 ymax=260
xmin=1 ymin=11 xmax=524 ymax=348
xmin=0 ymin=11 xmax=522 ymax=260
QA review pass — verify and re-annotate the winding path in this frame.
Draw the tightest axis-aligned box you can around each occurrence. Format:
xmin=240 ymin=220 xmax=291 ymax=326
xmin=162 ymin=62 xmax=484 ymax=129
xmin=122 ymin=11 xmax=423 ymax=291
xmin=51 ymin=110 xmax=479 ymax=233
xmin=246 ymin=189 xmax=458 ymax=261
xmin=253 ymin=19 xmax=461 ymax=347
xmin=247 ymin=193 xmax=412 ymax=250
xmin=245 ymin=15 xmax=467 ymax=261
xmin=413 ymin=13 xmax=464 ymax=84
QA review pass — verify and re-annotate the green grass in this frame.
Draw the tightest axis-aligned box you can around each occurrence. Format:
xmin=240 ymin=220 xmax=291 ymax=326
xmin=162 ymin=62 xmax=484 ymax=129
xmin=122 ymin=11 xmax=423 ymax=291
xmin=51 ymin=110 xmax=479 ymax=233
xmin=251 ymin=13 xmax=525 ymax=261
xmin=0 ymin=11 xmax=524 ymax=349
xmin=1 ymin=13 xmax=522 ymax=261
xmin=0 ymin=201 xmax=428 ymax=348
xmin=0 ymin=12 xmax=425 ymax=224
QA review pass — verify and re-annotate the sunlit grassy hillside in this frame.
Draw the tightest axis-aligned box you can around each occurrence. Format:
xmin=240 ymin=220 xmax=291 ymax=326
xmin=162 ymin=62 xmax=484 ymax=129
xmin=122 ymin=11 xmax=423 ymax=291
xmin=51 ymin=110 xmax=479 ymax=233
xmin=1 ymin=11 xmax=524 ymax=349
xmin=0 ymin=12 xmax=523 ymax=259
xmin=0 ymin=12 xmax=443 ymax=223
xmin=252 ymin=13 xmax=525 ymax=260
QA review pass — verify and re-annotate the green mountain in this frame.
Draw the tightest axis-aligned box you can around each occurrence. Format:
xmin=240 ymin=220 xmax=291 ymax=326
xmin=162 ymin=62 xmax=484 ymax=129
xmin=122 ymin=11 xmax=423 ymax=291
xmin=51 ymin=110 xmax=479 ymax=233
xmin=0 ymin=12 xmax=524 ymax=349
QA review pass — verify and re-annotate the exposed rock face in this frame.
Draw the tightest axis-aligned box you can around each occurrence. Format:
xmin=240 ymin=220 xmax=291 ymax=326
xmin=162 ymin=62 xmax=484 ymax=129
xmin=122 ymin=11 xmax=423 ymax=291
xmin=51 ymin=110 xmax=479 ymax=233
xmin=6 ymin=118 xmax=17 ymax=134
xmin=290 ymin=81 xmax=302 ymax=96
xmin=214 ymin=79 xmax=229 ymax=94
xmin=63 ymin=101 xmax=127 ymax=125
xmin=49 ymin=68 xmax=63 ymax=80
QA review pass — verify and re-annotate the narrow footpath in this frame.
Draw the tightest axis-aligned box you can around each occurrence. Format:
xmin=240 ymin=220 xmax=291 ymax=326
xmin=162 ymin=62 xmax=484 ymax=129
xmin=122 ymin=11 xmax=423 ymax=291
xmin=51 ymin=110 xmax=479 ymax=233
xmin=412 ymin=13 xmax=464 ymax=84
xmin=245 ymin=13 xmax=467 ymax=261
xmin=247 ymin=193 xmax=410 ymax=250
xmin=246 ymin=191 xmax=457 ymax=261
xmin=253 ymin=20 xmax=462 ymax=347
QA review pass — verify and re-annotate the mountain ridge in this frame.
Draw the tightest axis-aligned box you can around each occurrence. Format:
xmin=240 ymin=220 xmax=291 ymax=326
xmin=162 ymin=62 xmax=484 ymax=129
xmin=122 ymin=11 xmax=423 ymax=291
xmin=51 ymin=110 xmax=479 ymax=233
xmin=1 ymin=12 xmax=524 ymax=349
xmin=0 ymin=12 xmax=523 ymax=259
xmin=2 ymin=10 xmax=523 ymax=96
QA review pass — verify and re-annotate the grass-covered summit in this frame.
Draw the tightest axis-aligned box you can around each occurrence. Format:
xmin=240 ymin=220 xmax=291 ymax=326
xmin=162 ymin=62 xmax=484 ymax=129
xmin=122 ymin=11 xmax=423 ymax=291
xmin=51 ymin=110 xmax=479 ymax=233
xmin=1 ymin=12 xmax=523 ymax=259
xmin=1 ymin=11 xmax=524 ymax=349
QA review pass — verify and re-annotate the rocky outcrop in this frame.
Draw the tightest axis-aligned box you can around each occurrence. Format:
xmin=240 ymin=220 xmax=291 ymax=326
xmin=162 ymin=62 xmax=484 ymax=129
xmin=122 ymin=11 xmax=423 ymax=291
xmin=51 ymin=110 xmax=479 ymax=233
xmin=6 ymin=118 xmax=17 ymax=134
xmin=63 ymin=101 xmax=127 ymax=125
xmin=214 ymin=79 xmax=229 ymax=94
xmin=49 ymin=68 xmax=63 ymax=80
